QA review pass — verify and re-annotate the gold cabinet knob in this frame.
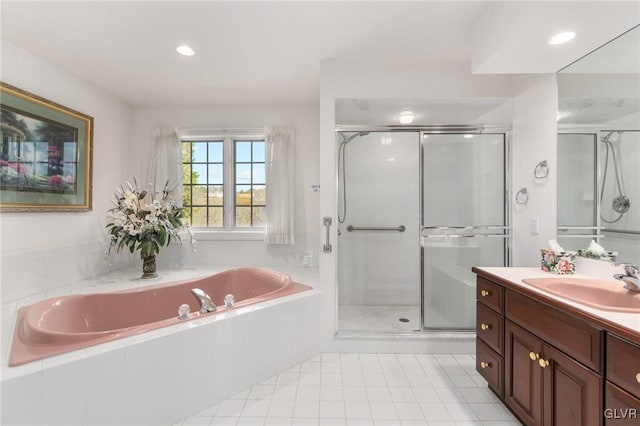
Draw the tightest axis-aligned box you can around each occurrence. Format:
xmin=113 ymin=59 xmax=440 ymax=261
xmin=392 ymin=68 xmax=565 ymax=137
xmin=636 ymin=373 xmax=640 ymax=384
xmin=480 ymin=290 xmax=491 ymax=297
xmin=529 ymin=352 xmax=540 ymax=360
xmin=539 ymin=358 xmax=549 ymax=368
xmin=480 ymin=361 xmax=492 ymax=369
xmin=480 ymin=323 xmax=492 ymax=331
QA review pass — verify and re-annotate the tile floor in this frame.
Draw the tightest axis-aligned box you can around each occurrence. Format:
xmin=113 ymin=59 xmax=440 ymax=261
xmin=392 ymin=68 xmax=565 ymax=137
xmin=177 ymin=353 xmax=521 ymax=426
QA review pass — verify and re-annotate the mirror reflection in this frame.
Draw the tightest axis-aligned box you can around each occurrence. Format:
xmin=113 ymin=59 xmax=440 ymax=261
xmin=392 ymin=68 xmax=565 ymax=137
xmin=557 ymin=25 xmax=640 ymax=264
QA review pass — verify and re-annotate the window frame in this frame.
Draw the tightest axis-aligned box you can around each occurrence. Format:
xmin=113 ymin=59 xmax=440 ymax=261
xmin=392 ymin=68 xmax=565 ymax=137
xmin=181 ymin=134 xmax=266 ymax=240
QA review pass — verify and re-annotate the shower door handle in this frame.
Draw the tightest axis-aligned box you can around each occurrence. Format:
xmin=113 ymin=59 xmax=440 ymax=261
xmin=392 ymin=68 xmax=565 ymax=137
xmin=323 ymin=217 xmax=333 ymax=253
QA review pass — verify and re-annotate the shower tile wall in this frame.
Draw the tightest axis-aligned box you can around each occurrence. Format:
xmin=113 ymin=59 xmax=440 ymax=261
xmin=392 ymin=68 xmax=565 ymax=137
xmin=337 ymin=132 xmax=420 ymax=307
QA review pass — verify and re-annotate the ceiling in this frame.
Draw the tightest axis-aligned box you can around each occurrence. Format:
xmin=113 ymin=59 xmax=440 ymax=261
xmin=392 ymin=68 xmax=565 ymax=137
xmin=1 ymin=1 xmax=638 ymax=107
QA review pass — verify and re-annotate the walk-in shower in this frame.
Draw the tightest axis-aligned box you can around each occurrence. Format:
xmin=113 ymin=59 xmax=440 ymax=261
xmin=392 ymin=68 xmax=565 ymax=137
xmin=336 ymin=128 xmax=510 ymax=334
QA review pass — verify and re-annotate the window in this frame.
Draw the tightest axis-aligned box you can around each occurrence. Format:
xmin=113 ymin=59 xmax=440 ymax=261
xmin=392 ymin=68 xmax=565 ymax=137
xmin=182 ymin=136 xmax=266 ymax=229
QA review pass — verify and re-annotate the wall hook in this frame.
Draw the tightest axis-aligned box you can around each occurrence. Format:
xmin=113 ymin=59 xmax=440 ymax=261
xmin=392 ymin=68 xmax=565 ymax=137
xmin=516 ymin=187 xmax=529 ymax=205
xmin=534 ymin=160 xmax=549 ymax=179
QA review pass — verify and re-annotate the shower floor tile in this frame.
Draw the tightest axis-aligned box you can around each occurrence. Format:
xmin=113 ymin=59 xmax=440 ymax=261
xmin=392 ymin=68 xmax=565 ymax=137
xmin=178 ymin=353 xmax=521 ymax=426
xmin=338 ymin=305 xmax=420 ymax=332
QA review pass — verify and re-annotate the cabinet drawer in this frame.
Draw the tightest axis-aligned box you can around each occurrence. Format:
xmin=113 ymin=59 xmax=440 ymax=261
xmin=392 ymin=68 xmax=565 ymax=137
xmin=607 ymin=334 xmax=640 ymax=398
xmin=477 ymin=301 xmax=503 ymax=355
xmin=605 ymin=381 xmax=640 ymax=425
xmin=477 ymin=277 xmax=504 ymax=313
xmin=476 ymin=338 xmax=504 ymax=399
xmin=506 ymin=290 xmax=603 ymax=373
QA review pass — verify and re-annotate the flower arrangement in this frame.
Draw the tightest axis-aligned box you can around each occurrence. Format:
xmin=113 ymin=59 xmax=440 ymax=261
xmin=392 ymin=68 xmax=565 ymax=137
xmin=106 ymin=178 xmax=193 ymax=278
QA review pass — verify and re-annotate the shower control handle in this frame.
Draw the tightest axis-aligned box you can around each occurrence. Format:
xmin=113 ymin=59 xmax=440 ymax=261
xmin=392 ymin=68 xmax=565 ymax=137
xmin=323 ymin=217 xmax=332 ymax=253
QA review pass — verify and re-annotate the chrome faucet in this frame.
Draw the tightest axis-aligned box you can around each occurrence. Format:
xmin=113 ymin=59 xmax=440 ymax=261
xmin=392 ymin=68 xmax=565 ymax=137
xmin=190 ymin=288 xmax=217 ymax=313
xmin=614 ymin=264 xmax=640 ymax=292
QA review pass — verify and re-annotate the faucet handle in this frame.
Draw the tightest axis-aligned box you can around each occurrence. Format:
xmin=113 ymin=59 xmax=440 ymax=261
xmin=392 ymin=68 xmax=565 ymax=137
xmin=623 ymin=264 xmax=639 ymax=277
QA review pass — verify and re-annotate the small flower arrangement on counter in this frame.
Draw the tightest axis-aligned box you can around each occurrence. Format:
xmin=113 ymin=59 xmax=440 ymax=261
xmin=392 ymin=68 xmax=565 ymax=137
xmin=106 ymin=178 xmax=194 ymax=278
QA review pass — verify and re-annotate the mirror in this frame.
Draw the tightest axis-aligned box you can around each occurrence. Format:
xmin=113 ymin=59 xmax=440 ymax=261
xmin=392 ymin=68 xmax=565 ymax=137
xmin=557 ymin=25 xmax=640 ymax=264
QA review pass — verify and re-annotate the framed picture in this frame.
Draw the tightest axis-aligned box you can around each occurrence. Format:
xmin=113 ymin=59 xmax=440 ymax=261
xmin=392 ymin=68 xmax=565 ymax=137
xmin=0 ymin=82 xmax=93 ymax=212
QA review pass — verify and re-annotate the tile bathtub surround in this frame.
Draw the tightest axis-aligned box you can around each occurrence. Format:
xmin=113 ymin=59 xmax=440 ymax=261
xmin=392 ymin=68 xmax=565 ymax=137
xmin=178 ymin=353 xmax=521 ymax=426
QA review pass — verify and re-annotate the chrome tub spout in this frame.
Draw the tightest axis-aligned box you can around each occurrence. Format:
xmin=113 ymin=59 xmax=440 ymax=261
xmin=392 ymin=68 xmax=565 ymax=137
xmin=614 ymin=264 xmax=640 ymax=292
xmin=191 ymin=288 xmax=217 ymax=313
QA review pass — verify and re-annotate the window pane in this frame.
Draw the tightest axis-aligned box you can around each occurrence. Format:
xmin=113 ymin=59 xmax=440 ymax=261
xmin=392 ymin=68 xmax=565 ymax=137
xmin=208 ymin=207 xmax=223 ymax=227
xmin=208 ymin=164 xmax=223 ymax=184
xmin=236 ymin=185 xmax=251 ymax=205
xmin=192 ymin=185 xmax=207 ymax=205
xmin=252 ymin=207 xmax=265 ymax=227
xmin=236 ymin=164 xmax=251 ymax=184
xmin=208 ymin=142 xmax=223 ymax=163
xmin=253 ymin=164 xmax=265 ymax=184
xmin=192 ymin=164 xmax=207 ymax=184
xmin=63 ymin=142 xmax=77 ymax=162
xmin=183 ymin=186 xmax=191 ymax=206
xmin=182 ymin=143 xmax=191 ymax=162
xmin=208 ymin=185 xmax=223 ymax=206
xmin=182 ymin=164 xmax=192 ymax=183
xmin=253 ymin=185 xmax=266 ymax=205
xmin=183 ymin=207 xmax=192 ymax=224
xmin=236 ymin=142 xmax=252 ymax=162
xmin=235 ymin=207 xmax=252 ymax=227
xmin=191 ymin=207 xmax=207 ymax=227
xmin=192 ymin=142 xmax=207 ymax=162
xmin=252 ymin=141 xmax=265 ymax=162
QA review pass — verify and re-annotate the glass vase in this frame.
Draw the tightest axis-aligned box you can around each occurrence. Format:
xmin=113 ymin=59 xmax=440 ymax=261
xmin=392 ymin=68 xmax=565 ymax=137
xmin=141 ymin=254 xmax=158 ymax=279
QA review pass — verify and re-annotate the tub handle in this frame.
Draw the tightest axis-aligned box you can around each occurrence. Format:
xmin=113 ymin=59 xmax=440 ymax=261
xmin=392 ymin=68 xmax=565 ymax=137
xmin=323 ymin=217 xmax=332 ymax=253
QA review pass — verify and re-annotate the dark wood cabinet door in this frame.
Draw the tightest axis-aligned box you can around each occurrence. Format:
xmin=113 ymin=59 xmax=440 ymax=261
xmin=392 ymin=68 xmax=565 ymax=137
xmin=505 ymin=320 xmax=543 ymax=426
xmin=605 ymin=381 xmax=640 ymax=425
xmin=542 ymin=344 xmax=603 ymax=426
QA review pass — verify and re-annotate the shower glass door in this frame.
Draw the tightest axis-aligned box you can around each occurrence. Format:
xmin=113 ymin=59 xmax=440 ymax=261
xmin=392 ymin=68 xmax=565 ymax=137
xmin=337 ymin=131 xmax=421 ymax=333
xmin=421 ymin=132 xmax=508 ymax=330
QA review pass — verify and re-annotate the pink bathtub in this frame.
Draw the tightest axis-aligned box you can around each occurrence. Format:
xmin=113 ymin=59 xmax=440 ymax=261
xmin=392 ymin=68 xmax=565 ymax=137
xmin=9 ymin=268 xmax=311 ymax=366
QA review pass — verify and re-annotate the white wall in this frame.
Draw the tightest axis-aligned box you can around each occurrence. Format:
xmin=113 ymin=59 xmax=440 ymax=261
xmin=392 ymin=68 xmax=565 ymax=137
xmin=0 ymin=41 xmax=132 ymax=302
xmin=511 ymin=75 xmax=559 ymax=266
xmin=129 ymin=104 xmax=320 ymax=268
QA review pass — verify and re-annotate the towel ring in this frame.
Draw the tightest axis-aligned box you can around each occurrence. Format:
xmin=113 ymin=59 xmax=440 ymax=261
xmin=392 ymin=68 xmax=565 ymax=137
xmin=516 ymin=187 xmax=529 ymax=205
xmin=534 ymin=160 xmax=549 ymax=179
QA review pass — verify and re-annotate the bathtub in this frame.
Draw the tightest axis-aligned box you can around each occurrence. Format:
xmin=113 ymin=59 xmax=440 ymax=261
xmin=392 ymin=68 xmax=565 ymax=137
xmin=9 ymin=267 xmax=311 ymax=366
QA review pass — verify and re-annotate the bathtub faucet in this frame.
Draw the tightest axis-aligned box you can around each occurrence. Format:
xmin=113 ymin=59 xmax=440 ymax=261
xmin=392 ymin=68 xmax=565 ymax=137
xmin=190 ymin=288 xmax=217 ymax=313
xmin=614 ymin=264 xmax=640 ymax=292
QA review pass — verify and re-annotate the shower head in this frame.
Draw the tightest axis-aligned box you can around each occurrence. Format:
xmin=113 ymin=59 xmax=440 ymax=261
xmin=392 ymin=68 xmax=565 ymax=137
xmin=601 ymin=131 xmax=623 ymax=144
xmin=340 ymin=131 xmax=370 ymax=144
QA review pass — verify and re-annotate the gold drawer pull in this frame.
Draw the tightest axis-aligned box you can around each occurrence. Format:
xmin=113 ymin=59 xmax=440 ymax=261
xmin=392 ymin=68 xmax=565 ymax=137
xmin=480 ymin=323 xmax=492 ymax=331
xmin=529 ymin=352 xmax=540 ymax=360
xmin=539 ymin=358 xmax=549 ymax=368
xmin=636 ymin=373 xmax=640 ymax=384
xmin=480 ymin=361 xmax=492 ymax=369
xmin=480 ymin=290 xmax=491 ymax=297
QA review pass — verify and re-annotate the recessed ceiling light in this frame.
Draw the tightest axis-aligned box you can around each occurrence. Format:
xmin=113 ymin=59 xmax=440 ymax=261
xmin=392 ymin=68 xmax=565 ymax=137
xmin=463 ymin=134 xmax=474 ymax=139
xmin=176 ymin=45 xmax=195 ymax=56
xmin=549 ymin=32 xmax=576 ymax=45
xmin=398 ymin=111 xmax=415 ymax=124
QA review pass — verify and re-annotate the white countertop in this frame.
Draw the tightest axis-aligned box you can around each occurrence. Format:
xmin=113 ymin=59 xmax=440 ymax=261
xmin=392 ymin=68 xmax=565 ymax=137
xmin=474 ymin=267 xmax=640 ymax=338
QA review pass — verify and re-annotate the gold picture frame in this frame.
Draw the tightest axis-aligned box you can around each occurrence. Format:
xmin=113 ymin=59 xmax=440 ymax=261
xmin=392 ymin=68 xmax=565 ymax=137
xmin=0 ymin=82 xmax=93 ymax=212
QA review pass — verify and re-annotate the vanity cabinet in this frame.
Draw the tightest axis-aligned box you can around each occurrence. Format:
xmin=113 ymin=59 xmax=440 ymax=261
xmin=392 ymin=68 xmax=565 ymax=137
xmin=476 ymin=276 xmax=505 ymax=398
xmin=475 ymin=272 xmax=612 ymax=426
xmin=605 ymin=334 xmax=640 ymax=424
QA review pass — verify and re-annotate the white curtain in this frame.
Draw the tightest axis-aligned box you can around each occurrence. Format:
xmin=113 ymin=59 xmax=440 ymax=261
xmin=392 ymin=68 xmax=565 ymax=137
xmin=149 ymin=128 xmax=182 ymax=205
xmin=265 ymin=125 xmax=295 ymax=245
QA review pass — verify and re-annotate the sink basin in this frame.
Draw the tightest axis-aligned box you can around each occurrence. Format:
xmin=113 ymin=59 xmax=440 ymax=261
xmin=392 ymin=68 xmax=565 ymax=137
xmin=522 ymin=278 xmax=640 ymax=313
